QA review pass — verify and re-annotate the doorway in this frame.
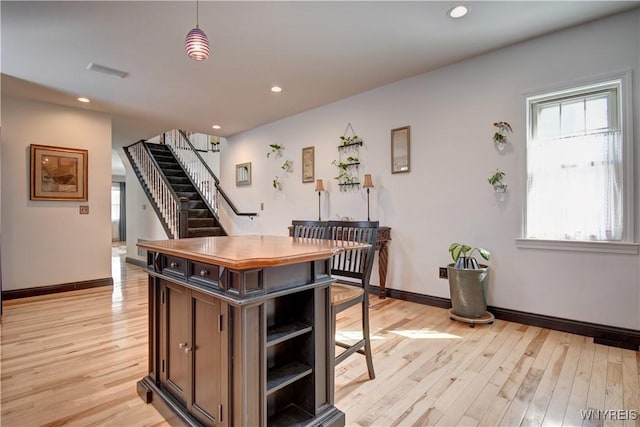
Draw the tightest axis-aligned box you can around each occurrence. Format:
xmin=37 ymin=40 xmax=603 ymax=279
xmin=111 ymin=182 xmax=126 ymax=242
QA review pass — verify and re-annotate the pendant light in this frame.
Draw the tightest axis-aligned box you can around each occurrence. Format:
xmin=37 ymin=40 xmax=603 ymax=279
xmin=185 ymin=0 xmax=210 ymax=61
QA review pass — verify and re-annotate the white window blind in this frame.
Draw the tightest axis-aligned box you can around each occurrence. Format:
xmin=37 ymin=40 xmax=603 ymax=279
xmin=526 ymin=80 xmax=624 ymax=242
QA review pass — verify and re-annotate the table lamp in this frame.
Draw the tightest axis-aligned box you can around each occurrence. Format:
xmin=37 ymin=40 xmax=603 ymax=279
xmin=315 ymin=179 xmax=325 ymax=220
xmin=363 ymin=174 xmax=374 ymax=221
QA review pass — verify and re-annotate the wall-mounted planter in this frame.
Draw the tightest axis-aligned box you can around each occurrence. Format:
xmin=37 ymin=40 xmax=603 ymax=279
xmin=492 ymin=121 xmax=512 ymax=151
xmin=493 ymin=183 xmax=508 ymax=193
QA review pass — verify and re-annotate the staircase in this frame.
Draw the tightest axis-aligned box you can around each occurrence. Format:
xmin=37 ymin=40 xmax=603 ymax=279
xmin=145 ymin=143 xmax=224 ymax=238
xmin=125 ymin=131 xmax=256 ymax=240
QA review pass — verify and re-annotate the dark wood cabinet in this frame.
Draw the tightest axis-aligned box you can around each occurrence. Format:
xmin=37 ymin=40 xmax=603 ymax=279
xmin=160 ymin=281 xmax=225 ymax=426
xmin=137 ymin=236 xmax=350 ymax=427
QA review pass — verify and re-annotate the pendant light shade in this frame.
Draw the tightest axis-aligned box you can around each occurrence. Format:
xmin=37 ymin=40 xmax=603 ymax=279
xmin=185 ymin=27 xmax=210 ymax=61
xmin=185 ymin=0 xmax=210 ymax=61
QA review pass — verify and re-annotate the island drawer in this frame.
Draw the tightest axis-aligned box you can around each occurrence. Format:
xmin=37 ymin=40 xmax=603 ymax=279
xmin=188 ymin=261 xmax=220 ymax=289
xmin=161 ymin=254 xmax=186 ymax=278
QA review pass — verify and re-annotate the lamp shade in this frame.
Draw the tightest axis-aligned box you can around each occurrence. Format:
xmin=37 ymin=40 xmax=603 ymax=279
xmin=185 ymin=27 xmax=210 ymax=61
xmin=363 ymin=174 xmax=374 ymax=189
xmin=315 ymin=179 xmax=325 ymax=192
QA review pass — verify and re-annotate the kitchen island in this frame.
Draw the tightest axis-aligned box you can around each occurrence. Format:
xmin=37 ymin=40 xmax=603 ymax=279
xmin=136 ymin=235 xmax=355 ymax=427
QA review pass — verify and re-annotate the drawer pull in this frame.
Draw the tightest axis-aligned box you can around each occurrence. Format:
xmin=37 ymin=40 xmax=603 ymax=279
xmin=184 ymin=347 xmax=193 ymax=353
xmin=178 ymin=342 xmax=187 ymax=349
xmin=170 ymin=262 xmax=179 ymax=269
xmin=200 ymin=269 xmax=209 ymax=277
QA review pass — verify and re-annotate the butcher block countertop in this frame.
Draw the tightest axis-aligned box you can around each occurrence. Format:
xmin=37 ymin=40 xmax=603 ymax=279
xmin=138 ymin=235 xmax=367 ymax=270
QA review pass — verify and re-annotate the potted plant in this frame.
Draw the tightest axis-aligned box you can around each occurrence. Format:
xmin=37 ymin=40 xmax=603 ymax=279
xmin=488 ymin=169 xmax=507 ymax=192
xmin=447 ymin=243 xmax=493 ymax=323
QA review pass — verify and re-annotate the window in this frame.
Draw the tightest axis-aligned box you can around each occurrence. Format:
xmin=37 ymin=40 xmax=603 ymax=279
xmin=526 ymin=79 xmax=626 ymax=242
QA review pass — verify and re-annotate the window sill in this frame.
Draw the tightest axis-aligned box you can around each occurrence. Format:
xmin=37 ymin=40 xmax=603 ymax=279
xmin=516 ymin=238 xmax=639 ymax=255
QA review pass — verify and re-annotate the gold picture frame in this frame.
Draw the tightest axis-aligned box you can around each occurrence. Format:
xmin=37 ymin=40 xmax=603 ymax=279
xmin=391 ymin=126 xmax=410 ymax=174
xmin=236 ymin=162 xmax=252 ymax=186
xmin=30 ymin=144 xmax=88 ymax=201
xmin=302 ymin=146 xmax=315 ymax=183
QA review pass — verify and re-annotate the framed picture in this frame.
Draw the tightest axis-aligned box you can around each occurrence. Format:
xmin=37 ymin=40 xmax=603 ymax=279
xmin=236 ymin=162 xmax=252 ymax=186
xmin=302 ymin=146 xmax=315 ymax=183
xmin=391 ymin=126 xmax=410 ymax=174
xmin=30 ymin=144 xmax=88 ymax=201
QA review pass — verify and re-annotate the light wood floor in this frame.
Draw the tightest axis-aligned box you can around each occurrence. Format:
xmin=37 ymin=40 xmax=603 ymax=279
xmin=1 ymin=249 xmax=638 ymax=426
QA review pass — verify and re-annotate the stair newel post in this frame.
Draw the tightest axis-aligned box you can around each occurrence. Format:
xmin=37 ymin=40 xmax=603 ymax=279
xmin=179 ymin=197 xmax=190 ymax=239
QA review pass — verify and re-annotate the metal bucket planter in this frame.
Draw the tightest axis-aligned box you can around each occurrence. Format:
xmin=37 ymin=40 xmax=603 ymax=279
xmin=447 ymin=263 xmax=489 ymax=318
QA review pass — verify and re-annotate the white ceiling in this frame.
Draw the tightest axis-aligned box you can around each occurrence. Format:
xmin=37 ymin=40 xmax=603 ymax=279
xmin=3 ymin=1 xmax=639 ymax=146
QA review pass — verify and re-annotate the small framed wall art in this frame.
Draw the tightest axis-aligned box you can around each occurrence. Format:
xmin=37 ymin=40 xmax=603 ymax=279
xmin=236 ymin=162 xmax=252 ymax=186
xmin=391 ymin=126 xmax=410 ymax=174
xmin=302 ymin=146 xmax=315 ymax=183
xmin=30 ymin=144 xmax=88 ymax=201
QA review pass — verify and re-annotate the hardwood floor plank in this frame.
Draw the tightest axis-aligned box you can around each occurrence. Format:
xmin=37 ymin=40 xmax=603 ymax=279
xmin=541 ymin=334 xmax=584 ymax=426
xmin=584 ymin=343 xmax=610 ymax=427
xmin=604 ymin=348 xmax=625 ymax=427
xmin=621 ymin=349 xmax=640 ymax=427
xmin=563 ymin=338 xmax=596 ymax=427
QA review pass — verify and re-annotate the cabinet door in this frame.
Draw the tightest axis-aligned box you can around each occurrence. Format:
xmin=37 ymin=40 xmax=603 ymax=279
xmin=164 ymin=282 xmax=190 ymax=404
xmin=191 ymin=290 xmax=224 ymax=426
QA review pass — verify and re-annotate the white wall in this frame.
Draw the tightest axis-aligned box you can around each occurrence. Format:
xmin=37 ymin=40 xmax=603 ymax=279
xmin=1 ymin=96 xmax=112 ymax=290
xmin=221 ymin=11 xmax=640 ymax=330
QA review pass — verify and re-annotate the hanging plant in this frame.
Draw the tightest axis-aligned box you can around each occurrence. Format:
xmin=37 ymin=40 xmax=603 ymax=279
xmin=281 ymin=159 xmax=294 ymax=173
xmin=339 ymin=135 xmax=364 ymax=146
xmin=267 ymin=143 xmax=284 ymax=158
xmin=488 ymin=169 xmax=507 ymax=192
xmin=492 ymin=121 xmax=512 ymax=150
xmin=272 ymin=176 xmax=282 ymax=190
xmin=339 ymin=122 xmax=364 ymax=147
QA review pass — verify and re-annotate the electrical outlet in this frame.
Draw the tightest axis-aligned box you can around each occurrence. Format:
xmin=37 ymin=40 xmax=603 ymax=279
xmin=260 ymin=202 xmax=264 ymax=211
xmin=79 ymin=205 xmax=89 ymax=215
xmin=439 ymin=267 xmax=448 ymax=279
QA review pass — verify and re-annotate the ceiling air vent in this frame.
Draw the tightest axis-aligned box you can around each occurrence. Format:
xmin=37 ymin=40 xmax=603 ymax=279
xmin=86 ymin=63 xmax=128 ymax=78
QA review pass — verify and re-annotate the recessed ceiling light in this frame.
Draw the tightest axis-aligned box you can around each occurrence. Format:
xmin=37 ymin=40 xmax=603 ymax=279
xmin=271 ymin=86 xmax=282 ymax=93
xmin=212 ymin=125 xmax=221 ymax=130
xmin=77 ymin=97 xmax=91 ymax=103
xmin=448 ymin=5 xmax=468 ymax=19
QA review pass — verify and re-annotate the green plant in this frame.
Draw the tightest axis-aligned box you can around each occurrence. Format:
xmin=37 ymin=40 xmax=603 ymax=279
xmin=339 ymin=135 xmax=363 ymax=146
xmin=267 ymin=143 xmax=284 ymax=158
xmin=272 ymin=176 xmax=282 ymax=190
xmin=449 ymin=243 xmax=490 ymax=269
xmin=492 ymin=121 xmax=512 ymax=144
xmin=281 ymin=159 xmax=293 ymax=173
xmin=334 ymin=172 xmax=349 ymax=182
xmin=488 ymin=169 xmax=506 ymax=186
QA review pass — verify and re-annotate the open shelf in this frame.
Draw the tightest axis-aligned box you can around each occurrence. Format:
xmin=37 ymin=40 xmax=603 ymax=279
xmin=268 ymin=403 xmax=314 ymax=427
xmin=267 ymin=321 xmax=312 ymax=348
xmin=337 ymin=142 xmax=363 ymax=149
xmin=267 ymin=361 xmax=312 ymax=396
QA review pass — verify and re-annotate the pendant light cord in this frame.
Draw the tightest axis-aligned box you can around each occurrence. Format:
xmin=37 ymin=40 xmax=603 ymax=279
xmin=196 ymin=0 xmax=199 ymax=28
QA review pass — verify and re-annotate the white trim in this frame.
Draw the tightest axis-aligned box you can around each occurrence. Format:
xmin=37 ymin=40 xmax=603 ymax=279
xmin=619 ymin=70 xmax=634 ymax=242
xmin=516 ymin=238 xmax=639 ymax=255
